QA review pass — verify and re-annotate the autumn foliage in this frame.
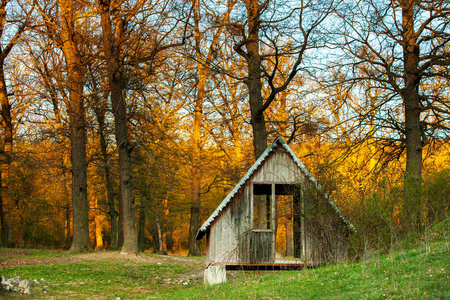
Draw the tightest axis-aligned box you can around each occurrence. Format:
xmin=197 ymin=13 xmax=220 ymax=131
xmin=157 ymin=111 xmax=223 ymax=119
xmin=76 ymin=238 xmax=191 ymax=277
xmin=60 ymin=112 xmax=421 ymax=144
xmin=0 ymin=0 xmax=449 ymax=256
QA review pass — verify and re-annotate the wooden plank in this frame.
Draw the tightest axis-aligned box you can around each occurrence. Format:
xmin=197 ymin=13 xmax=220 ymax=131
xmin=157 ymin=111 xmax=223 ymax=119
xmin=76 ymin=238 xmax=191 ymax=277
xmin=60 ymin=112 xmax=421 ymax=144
xmin=250 ymin=182 xmax=254 ymax=230
xmin=211 ymin=220 xmax=216 ymax=263
xmin=271 ymin=183 xmax=276 ymax=261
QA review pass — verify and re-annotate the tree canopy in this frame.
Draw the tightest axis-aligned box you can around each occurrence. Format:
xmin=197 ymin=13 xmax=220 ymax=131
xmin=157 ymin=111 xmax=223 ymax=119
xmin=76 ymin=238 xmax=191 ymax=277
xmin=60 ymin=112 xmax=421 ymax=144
xmin=0 ymin=0 xmax=448 ymax=253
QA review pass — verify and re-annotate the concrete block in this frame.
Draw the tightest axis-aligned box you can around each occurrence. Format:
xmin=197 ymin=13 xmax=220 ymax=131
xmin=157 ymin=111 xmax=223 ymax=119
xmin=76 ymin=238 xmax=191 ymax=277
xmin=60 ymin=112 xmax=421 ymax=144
xmin=204 ymin=265 xmax=226 ymax=285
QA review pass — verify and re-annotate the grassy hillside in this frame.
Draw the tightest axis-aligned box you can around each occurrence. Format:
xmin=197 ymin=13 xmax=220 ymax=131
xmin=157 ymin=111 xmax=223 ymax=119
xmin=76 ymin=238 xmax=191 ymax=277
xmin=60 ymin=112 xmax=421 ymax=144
xmin=1 ymin=217 xmax=448 ymax=299
xmin=168 ymin=217 xmax=449 ymax=299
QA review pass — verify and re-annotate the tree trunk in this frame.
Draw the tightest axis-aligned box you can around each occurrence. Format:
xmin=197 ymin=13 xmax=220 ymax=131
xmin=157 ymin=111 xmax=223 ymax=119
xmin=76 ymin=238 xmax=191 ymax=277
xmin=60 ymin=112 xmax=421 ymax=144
xmin=188 ymin=82 xmax=203 ymax=256
xmin=59 ymin=0 xmax=92 ymax=252
xmin=401 ymin=0 xmax=423 ymax=233
xmin=100 ymin=0 xmax=138 ymax=254
xmin=245 ymin=0 xmax=267 ymax=159
xmin=235 ymin=0 xmax=318 ymax=159
xmin=0 ymin=0 xmax=20 ymax=249
xmin=0 ymin=171 xmax=4 ymax=248
xmin=156 ymin=215 xmax=162 ymax=253
xmin=161 ymin=198 xmax=168 ymax=254
xmin=94 ymin=93 xmax=118 ymax=250
xmin=187 ymin=0 xmax=205 ymax=256
xmin=0 ymin=62 xmax=12 ymax=247
xmin=110 ymin=40 xmax=137 ymax=255
xmin=285 ymin=195 xmax=294 ymax=257
xmin=18 ymin=214 xmax=24 ymax=248
xmin=105 ymin=163 xmax=118 ymax=250
xmin=293 ymin=191 xmax=303 ymax=259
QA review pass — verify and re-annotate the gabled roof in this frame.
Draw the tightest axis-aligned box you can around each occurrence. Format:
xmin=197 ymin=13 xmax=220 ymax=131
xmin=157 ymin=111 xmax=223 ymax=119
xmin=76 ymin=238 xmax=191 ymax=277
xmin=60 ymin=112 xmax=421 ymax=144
xmin=196 ymin=137 xmax=356 ymax=240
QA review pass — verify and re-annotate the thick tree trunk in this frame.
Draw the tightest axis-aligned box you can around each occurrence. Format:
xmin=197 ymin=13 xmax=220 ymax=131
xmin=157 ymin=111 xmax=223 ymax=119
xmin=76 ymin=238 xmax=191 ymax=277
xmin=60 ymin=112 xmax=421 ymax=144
xmin=114 ymin=59 xmax=137 ymax=253
xmin=59 ymin=0 xmax=92 ymax=252
xmin=285 ymin=196 xmax=294 ymax=257
xmin=0 ymin=0 xmax=15 ymax=249
xmin=66 ymin=75 xmax=91 ymax=252
xmin=105 ymin=164 xmax=118 ymax=250
xmin=187 ymin=1 xmax=205 ymax=256
xmin=245 ymin=1 xmax=267 ymax=159
xmin=0 ymin=63 xmax=12 ymax=247
xmin=188 ymin=77 xmax=203 ymax=256
xmin=100 ymin=0 xmax=138 ymax=254
xmin=66 ymin=71 xmax=91 ymax=252
xmin=293 ymin=192 xmax=303 ymax=259
xmin=0 ymin=172 xmax=4 ymax=248
xmin=95 ymin=97 xmax=118 ymax=250
xmin=111 ymin=52 xmax=138 ymax=255
xmin=236 ymin=0 xmax=314 ymax=159
xmin=401 ymin=0 xmax=423 ymax=233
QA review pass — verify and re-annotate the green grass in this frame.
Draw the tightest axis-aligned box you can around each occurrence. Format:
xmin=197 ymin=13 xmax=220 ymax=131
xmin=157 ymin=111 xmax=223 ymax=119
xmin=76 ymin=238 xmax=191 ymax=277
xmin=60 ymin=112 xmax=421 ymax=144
xmin=165 ymin=217 xmax=449 ymax=299
xmin=1 ymin=218 xmax=449 ymax=299
xmin=1 ymin=257 xmax=203 ymax=299
xmin=0 ymin=248 xmax=75 ymax=261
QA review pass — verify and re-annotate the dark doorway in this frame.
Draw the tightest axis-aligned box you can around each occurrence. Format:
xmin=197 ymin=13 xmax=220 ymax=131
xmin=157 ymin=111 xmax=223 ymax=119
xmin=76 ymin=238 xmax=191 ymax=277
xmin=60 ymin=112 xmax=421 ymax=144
xmin=253 ymin=183 xmax=303 ymax=259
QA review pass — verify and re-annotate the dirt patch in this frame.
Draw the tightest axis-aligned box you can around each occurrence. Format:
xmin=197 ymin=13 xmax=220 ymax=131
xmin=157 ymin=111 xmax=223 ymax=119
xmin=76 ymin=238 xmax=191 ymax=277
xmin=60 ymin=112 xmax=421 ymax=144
xmin=0 ymin=250 xmax=205 ymax=269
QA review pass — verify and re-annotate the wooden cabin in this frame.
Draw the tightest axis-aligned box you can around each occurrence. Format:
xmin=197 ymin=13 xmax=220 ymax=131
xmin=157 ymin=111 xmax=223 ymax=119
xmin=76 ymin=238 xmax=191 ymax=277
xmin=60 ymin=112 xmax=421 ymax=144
xmin=197 ymin=137 xmax=355 ymax=284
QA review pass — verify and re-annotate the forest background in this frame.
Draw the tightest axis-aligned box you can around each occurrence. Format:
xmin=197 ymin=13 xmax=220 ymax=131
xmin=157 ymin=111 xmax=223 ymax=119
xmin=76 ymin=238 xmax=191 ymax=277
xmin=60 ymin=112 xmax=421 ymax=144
xmin=0 ymin=0 xmax=448 ymax=258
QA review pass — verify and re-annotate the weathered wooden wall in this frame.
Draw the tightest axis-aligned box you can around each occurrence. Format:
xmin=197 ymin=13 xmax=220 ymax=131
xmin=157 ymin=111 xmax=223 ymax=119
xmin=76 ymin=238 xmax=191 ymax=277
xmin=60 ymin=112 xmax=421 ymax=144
xmin=206 ymin=184 xmax=252 ymax=265
xmin=252 ymin=147 xmax=305 ymax=183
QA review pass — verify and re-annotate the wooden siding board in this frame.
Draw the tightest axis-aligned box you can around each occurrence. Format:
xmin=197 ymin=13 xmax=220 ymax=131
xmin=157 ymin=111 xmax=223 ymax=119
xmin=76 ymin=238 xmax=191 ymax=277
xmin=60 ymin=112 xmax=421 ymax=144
xmin=210 ymin=220 xmax=216 ymax=263
xmin=223 ymin=212 xmax=227 ymax=262
xmin=206 ymin=232 xmax=211 ymax=266
xmin=218 ymin=211 xmax=223 ymax=262
xmin=252 ymin=149 xmax=304 ymax=184
xmin=209 ymin=185 xmax=259 ymax=265
xmin=211 ymin=193 xmax=240 ymax=264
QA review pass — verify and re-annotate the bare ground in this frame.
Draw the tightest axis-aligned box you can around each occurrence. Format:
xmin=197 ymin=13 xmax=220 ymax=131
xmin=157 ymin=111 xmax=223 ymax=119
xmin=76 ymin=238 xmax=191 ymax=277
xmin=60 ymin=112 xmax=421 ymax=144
xmin=0 ymin=248 xmax=205 ymax=270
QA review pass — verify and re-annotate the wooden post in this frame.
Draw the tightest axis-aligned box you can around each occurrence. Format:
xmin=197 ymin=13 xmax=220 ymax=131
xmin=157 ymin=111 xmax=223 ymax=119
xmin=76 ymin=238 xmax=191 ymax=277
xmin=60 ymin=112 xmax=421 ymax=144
xmin=271 ymin=183 xmax=276 ymax=262
xmin=302 ymin=189 xmax=306 ymax=263
xmin=293 ymin=189 xmax=302 ymax=258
